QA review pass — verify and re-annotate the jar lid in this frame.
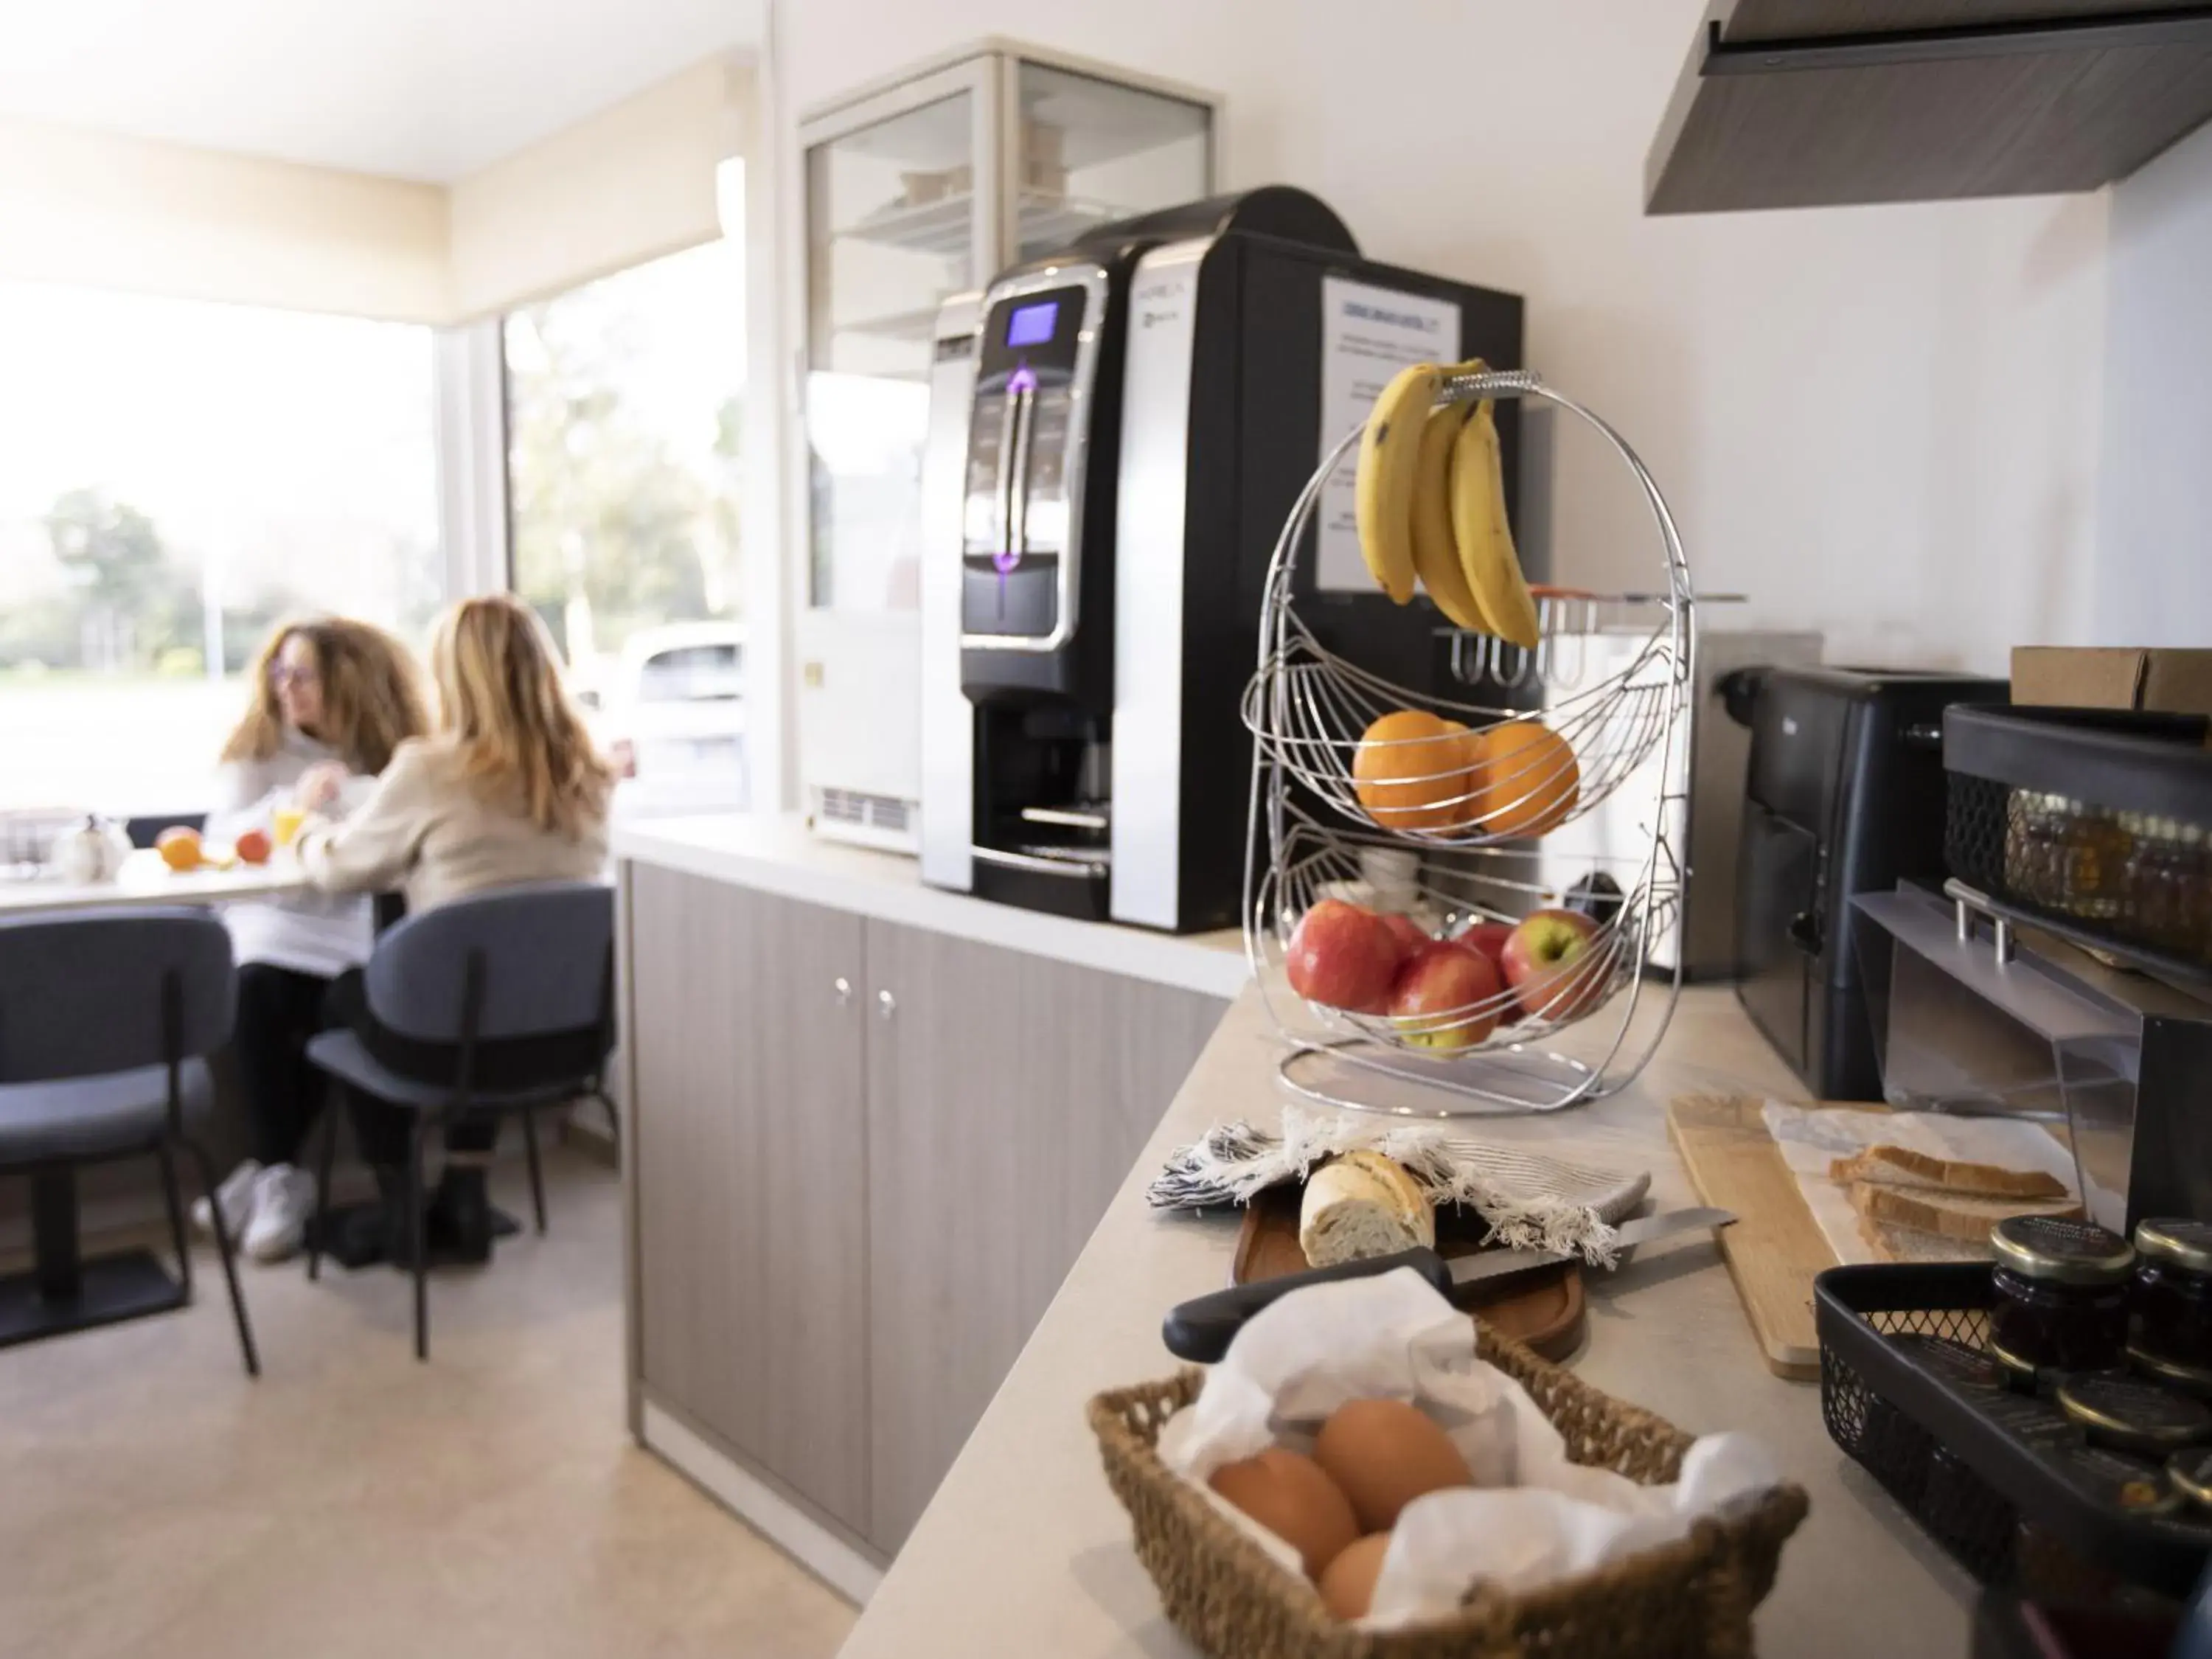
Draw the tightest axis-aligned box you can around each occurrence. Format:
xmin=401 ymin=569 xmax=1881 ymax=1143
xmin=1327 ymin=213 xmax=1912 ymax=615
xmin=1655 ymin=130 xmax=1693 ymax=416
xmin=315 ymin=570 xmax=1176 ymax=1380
xmin=2170 ymin=1448 xmax=2212 ymax=1509
xmin=2130 ymin=1346 xmax=2212 ymax=1397
xmin=2057 ymin=1376 xmax=2212 ymax=1455
xmin=1991 ymin=1215 xmax=2135 ymax=1285
xmin=2135 ymin=1219 xmax=2212 ymax=1276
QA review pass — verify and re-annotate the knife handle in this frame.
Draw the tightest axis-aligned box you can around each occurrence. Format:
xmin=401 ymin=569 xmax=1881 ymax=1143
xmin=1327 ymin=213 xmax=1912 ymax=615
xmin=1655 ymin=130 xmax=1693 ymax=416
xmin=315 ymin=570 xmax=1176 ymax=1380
xmin=1161 ymin=1248 xmax=1453 ymax=1363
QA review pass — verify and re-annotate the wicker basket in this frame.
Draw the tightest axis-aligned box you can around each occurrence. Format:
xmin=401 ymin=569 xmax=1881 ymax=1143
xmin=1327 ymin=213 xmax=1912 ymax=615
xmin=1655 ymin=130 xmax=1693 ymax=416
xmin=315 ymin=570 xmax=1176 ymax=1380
xmin=1088 ymin=1324 xmax=1809 ymax=1659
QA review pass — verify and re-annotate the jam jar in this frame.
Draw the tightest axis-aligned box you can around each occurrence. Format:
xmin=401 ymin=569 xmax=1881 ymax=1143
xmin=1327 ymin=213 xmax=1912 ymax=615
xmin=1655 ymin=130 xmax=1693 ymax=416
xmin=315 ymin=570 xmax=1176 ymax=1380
xmin=2169 ymin=1447 xmax=2212 ymax=1512
xmin=2056 ymin=1375 xmax=2212 ymax=1457
xmin=2132 ymin=1219 xmax=2212 ymax=1381
xmin=1989 ymin=1215 xmax=2135 ymax=1382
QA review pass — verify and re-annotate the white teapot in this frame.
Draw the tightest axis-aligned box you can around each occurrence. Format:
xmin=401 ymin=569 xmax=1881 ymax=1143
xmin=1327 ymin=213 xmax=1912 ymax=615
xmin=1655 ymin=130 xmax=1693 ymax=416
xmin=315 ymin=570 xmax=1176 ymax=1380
xmin=50 ymin=815 xmax=133 ymax=884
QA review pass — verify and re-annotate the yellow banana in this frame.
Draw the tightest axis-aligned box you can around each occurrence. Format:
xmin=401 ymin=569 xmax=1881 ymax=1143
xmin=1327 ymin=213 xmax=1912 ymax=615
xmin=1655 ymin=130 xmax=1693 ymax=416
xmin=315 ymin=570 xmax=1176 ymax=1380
xmin=1353 ymin=362 xmax=1439 ymax=604
xmin=1408 ymin=402 xmax=1489 ymax=632
xmin=1448 ymin=399 xmax=1541 ymax=650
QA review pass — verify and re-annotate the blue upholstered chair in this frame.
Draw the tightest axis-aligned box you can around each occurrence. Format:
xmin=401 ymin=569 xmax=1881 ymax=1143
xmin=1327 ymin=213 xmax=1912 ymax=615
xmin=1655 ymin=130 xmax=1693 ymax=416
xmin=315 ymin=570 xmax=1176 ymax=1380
xmin=0 ymin=908 xmax=259 ymax=1374
xmin=303 ymin=881 xmax=615 ymax=1359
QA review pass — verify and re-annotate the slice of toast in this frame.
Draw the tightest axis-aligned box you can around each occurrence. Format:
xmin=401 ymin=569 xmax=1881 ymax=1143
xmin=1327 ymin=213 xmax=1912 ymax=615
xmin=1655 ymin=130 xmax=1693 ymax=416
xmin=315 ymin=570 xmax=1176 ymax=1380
xmin=1829 ymin=1144 xmax=2068 ymax=1202
xmin=1847 ymin=1180 xmax=2080 ymax=1245
xmin=1858 ymin=1214 xmax=1994 ymax=1264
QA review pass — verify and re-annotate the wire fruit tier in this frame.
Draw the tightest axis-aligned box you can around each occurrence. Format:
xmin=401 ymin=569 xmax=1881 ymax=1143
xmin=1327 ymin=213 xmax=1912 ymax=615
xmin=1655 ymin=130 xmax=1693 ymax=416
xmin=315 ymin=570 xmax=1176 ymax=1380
xmin=1242 ymin=368 xmax=1697 ymax=1115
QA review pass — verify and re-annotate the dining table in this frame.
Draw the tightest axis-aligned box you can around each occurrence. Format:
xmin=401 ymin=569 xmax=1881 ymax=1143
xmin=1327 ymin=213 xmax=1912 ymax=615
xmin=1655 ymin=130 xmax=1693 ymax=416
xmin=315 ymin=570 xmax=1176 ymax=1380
xmin=0 ymin=846 xmax=309 ymax=916
xmin=1 ymin=846 xmax=313 ymax=1348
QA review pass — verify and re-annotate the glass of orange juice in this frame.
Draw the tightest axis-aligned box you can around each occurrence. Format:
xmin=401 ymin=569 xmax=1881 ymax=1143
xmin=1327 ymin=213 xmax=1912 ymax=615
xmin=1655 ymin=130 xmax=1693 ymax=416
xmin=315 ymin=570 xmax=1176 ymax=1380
xmin=273 ymin=805 xmax=307 ymax=847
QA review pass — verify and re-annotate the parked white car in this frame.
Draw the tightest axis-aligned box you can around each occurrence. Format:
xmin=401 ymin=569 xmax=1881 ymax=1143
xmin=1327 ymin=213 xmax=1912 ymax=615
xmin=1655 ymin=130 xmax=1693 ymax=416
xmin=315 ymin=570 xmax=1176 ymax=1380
xmin=588 ymin=622 xmax=748 ymax=818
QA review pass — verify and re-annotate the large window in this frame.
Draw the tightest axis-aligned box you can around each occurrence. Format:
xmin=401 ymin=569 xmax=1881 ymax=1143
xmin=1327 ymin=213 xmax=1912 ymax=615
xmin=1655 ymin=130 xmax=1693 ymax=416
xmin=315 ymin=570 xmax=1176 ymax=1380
xmin=506 ymin=232 xmax=748 ymax=815
xmin=0 ymin=281 xmax=439 ymax=813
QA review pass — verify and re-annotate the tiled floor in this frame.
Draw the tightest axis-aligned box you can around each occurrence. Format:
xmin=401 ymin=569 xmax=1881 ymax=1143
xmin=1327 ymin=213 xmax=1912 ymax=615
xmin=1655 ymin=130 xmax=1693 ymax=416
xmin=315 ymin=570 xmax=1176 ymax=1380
xmin=0 ymin=1148 xmax=858 ymax=1659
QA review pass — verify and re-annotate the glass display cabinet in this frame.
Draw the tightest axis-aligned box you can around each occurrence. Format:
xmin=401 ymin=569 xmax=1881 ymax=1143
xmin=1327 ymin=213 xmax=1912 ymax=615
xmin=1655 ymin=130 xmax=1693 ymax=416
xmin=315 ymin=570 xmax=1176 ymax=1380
xmin=795 ymin=45 xmax=1217 ymax=848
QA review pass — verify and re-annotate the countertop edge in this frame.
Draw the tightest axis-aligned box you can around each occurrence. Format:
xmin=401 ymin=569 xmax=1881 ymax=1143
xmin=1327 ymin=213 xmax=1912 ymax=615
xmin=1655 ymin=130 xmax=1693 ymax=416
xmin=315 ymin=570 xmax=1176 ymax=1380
xmin=614 ymin=816 xmax=1251 ymax=1002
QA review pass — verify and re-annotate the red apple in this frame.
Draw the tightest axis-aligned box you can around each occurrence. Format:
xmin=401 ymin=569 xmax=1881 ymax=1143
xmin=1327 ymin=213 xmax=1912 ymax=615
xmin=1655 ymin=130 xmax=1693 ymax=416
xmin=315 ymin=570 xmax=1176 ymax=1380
xmin=1500 ymin=908 xmax=1610 ymax=1023
xmin=1377 ymin=911 xmax=1430 ymax=964
xmin=234 ymin=829 xmax=272 ymax=866
xmin=1388 ymin=941 xmax=1504 ymax=1051
xmin=1455 ymin=920 xmax=1514 ymax=974
xmin=1285 ymin=899 xmax=1402 ymax=1015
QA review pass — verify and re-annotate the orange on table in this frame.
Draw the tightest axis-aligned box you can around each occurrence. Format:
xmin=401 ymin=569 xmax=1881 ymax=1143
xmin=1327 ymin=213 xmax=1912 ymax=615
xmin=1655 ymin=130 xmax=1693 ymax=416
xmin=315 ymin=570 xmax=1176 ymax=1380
xmin=155 ymin=826 xmax=204 ymax=872
xmin=1471 ymin=720 xmax=1580 ymax=837
xmin=1351 ymin=709 xmax=1479 ymax=832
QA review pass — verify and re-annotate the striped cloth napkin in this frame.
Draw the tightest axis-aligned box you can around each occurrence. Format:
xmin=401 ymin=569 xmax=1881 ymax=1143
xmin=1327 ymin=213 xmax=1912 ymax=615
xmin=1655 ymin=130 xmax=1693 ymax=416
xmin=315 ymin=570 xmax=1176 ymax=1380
xmin=1148 ymin=1105 xmax=1649 ymax=1262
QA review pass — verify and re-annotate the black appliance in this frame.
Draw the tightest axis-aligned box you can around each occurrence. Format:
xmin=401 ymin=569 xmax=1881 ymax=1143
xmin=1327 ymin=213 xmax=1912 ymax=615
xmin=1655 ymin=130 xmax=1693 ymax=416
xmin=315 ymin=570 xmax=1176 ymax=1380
xmin=1734 ymin=665 xmax=2007 ymax=1099
xmin=918 ymin=186 xmax=1525 ymax=928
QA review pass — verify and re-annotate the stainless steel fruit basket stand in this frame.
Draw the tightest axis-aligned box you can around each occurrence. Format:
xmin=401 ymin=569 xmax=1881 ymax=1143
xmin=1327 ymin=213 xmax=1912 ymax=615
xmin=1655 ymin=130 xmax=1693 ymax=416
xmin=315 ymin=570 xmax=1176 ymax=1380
xmin=1242 ymin=368 xmax=1697 ymax=1114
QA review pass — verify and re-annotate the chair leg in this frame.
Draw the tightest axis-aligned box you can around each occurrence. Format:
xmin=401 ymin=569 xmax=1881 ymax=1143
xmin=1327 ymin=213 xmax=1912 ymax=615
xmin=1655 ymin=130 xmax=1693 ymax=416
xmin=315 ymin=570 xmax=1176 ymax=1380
xmin=153 ymin=1143 xmax=193 ymax=1298
xmin=522 ymin=1108 xmax=548 ymax=1234
xmin=408 ymin=1118 xmax=428 ymax=1362
xmin=181 ymin=1137 xmax=260 ymax=1378
xmin=307 ymin=1094 xmax=341 ymax=1283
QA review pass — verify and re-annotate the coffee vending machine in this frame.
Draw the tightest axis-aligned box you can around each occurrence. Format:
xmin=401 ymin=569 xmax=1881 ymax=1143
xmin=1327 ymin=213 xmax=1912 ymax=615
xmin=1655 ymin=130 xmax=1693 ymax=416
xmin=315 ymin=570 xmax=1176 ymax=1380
xmin=919 ymin=187 xmax=1525 ymax=931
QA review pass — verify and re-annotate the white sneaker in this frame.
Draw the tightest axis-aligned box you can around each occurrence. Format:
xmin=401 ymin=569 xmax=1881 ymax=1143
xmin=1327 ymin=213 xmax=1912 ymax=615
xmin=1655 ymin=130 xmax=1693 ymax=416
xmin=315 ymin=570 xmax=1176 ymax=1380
xmin=192 ymin=1159 xmax=261 ymax=1239
xmin=242 ymin=1164 xmax=318 ymax=1263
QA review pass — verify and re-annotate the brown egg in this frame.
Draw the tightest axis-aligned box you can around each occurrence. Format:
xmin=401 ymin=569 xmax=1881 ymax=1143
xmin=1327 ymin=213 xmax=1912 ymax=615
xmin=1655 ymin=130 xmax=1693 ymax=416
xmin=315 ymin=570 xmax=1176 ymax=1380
xmin=1319 ymin=1531 xmax=1393 ymax=1621
xmin=1208 ymin=1447 xmax=1360 ymax=1579
xmin=1313 ymin=1398 xmax=1474 ymax=1531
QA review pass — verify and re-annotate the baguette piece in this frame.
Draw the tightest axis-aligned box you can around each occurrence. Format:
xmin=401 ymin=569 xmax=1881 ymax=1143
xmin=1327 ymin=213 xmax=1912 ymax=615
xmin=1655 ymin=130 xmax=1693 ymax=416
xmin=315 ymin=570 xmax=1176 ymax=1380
xmin=1858 ymin=1214 xmax=1994 ymax=1264
xmin=1298 ymin=1151 xmax=1436 ymax=1268
xmin=1828 ymin=1144 xmax=2067 ymax=1202
xmin=1846 ymin=1180 xmax=2079 ymax=1245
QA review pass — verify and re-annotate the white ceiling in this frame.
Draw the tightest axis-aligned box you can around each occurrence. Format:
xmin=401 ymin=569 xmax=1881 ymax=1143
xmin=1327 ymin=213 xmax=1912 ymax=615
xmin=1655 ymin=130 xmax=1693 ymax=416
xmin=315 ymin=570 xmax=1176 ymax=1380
xmin=0 ymin=0 xmax=763 ymax=183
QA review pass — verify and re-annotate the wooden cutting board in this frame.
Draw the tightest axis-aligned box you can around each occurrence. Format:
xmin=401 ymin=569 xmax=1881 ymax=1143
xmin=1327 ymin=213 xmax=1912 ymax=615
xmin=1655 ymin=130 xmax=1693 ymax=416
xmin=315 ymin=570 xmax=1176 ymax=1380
xmin=1666 ymin=1093 xmax=1841 ymax=1380
xmin=1232 ymin=1185 xmax=1587 ymax=1363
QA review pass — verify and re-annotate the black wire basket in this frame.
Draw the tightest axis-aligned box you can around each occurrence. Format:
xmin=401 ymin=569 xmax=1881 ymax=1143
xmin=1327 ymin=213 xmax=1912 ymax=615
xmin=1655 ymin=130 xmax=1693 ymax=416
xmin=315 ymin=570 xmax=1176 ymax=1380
xmin=1817 ymin=1263 xmax=2212 ymax=1602
xmin=1943 ymin=705 xmax=2212 ymax=979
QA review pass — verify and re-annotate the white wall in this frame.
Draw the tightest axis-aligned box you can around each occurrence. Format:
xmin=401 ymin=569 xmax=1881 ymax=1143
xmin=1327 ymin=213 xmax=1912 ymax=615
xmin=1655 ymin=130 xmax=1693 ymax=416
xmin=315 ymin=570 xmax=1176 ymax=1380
xmin=0 ymin=116 xmax=451 ymax=322
xmin=2098 ymin=118 xmax=2212 ymax=647
xmin=448 ymin=57 xmax=752 ymax=316
xmin=0 ymin=55 xmax=752 ymax=325
xmin=780 ymin=0 xmax=2112 ymax=673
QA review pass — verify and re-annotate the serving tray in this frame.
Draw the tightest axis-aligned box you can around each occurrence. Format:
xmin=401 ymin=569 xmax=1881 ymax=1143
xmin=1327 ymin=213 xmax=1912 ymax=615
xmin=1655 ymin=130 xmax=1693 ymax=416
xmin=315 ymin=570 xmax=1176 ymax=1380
xmin=1230 ymin=1183 xmax=1585 ymax=1361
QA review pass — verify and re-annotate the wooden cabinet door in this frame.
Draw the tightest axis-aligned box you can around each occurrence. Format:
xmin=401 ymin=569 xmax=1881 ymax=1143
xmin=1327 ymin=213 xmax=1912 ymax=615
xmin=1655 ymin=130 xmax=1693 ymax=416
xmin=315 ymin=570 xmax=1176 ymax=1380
xmin=863 ymin=919 xmax=1225 ymax=1549
xmin=629 ymin=864 xmax=871 ymax=1535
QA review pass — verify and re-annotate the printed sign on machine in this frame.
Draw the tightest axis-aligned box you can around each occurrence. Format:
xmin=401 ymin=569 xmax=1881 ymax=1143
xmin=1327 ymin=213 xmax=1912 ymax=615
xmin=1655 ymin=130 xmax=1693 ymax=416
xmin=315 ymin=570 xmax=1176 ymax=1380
xmin=1315 ymin=276 xmax=1462 ymax=594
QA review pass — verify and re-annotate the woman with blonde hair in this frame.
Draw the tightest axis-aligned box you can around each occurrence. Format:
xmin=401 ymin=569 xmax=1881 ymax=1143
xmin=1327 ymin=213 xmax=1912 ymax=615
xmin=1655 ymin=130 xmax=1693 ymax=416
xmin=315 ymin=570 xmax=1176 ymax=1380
xmin=296 ymin=593 xmax=613 ymax=1262
xmin=201 ymin=618 xmax=431 ymax=1262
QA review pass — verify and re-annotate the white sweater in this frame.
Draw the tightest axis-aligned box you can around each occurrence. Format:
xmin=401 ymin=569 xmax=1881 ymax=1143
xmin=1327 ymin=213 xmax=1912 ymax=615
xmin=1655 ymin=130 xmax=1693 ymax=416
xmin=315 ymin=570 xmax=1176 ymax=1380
xmin=207 ymin=729 xmax=378 ymax=981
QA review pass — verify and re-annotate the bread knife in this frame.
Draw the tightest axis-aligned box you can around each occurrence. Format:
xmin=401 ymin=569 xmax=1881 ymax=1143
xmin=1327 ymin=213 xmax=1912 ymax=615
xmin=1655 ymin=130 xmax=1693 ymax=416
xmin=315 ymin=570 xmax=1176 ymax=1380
xmin=1160 ymin=1206 xmax=1734 ymax=1363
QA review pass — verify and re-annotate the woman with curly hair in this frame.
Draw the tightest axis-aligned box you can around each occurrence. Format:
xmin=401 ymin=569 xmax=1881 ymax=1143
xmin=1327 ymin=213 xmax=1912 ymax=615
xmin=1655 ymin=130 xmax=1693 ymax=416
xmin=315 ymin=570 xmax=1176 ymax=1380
xmin=200 ymin=617 xmax=431 ymax=1262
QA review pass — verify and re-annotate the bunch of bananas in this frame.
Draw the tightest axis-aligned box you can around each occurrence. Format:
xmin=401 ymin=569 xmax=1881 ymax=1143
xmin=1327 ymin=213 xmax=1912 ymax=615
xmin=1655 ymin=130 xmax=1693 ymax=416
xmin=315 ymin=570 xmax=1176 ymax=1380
xmin=1352 ymin=360 xmax=1539 ymax=650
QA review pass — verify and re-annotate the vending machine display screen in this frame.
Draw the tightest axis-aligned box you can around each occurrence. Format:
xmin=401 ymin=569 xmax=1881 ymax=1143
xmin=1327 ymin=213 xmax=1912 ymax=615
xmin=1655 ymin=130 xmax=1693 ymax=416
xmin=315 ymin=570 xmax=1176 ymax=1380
xmin=1005 ymin=301 xmax=1059 ymax=347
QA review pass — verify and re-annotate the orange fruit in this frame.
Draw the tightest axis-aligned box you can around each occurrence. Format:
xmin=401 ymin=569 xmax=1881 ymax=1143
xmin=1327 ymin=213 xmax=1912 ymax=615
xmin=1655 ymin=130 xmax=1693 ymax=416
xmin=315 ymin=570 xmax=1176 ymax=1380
xmin=1471 ymin=720 xmax=1579 ymax=837
xmin=1351 ymin=711 xmax=1478 ymax=832
xmin=156 ymin=826 xmax=204 ymax=872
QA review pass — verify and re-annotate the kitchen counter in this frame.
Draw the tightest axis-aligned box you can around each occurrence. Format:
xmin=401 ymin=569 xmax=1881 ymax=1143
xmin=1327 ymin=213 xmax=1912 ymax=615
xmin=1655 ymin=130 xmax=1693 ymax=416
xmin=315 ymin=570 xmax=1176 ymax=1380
xmin=836 ymin=983 xmax=1978 ymax=1658
xmin=613 ymin=813 xmax=1248 ymax=999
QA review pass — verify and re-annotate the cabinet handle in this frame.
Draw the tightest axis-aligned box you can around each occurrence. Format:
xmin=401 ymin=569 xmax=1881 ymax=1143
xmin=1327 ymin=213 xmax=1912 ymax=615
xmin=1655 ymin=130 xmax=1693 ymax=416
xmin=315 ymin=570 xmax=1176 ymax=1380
xmin=833 ymin=975 xmax=852 ymax=1006
xmin=877 ymin=989 xmax=897 ymax=1020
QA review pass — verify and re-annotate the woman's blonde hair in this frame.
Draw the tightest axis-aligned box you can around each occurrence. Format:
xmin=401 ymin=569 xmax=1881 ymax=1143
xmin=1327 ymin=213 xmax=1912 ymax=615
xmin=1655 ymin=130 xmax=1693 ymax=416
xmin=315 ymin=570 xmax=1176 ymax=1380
xmin=430 ymin=594 xmax=613 ymax=838
xmin=220 ymin=617 xmax=430 ymax=774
